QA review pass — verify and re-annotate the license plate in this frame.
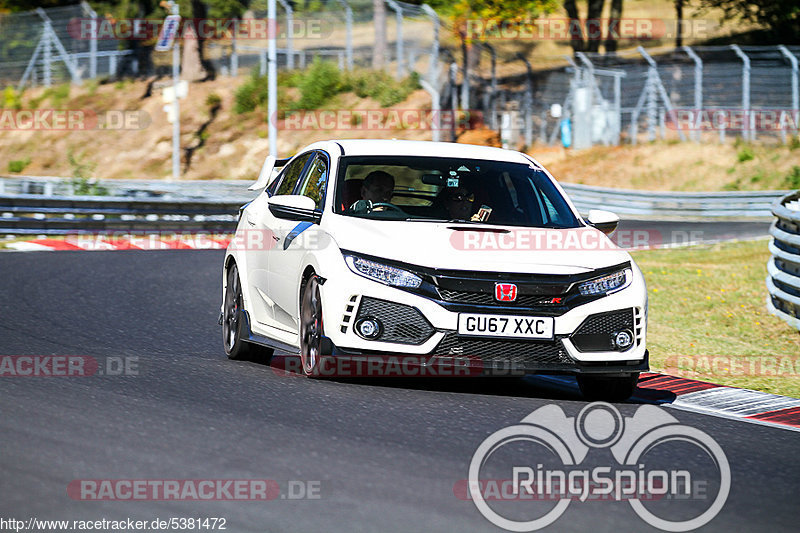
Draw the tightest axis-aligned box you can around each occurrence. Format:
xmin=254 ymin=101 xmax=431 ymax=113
xmin=457 ymin=314 xmax=554 ymax=339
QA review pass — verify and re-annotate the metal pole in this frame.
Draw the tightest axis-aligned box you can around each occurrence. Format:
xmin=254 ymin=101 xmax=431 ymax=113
xmin=82 ymin=2 xmax=98 ymax=79
xmin=778 ymin=45 xmax=798 ymax=137
xmin=277 ymin=0 xmax=294 ymax=69
xmin=268 ymin=0 xmax=278 ymax=157
xmin=421 ymin=5 xmax=439 ymax=86
xmin=171 ymin=4 xmax=180 ymax=181
xmin=683 ymin=46 xmax=703 ymax=142
xmin=385 ymin=0 xmax=403 ymax=79
xmin=449 ymin=62 xmax=458 ymax=142
xmin=613 ymin=73 xmax=621 ymax=145
xmin=335 ymin=0 xmax=353 ymax=69
xmin=231 ymin=33 xmax=238 ymax=76
xmin=420 ymin=79 xmax=440 ymax=142
xmin=43 ymin=21 xmax=52 ymax=87
xmin=731 ymin=45 xmax=751 ymax=142
xmin=517 ymin=53 xmax=534 ymax=148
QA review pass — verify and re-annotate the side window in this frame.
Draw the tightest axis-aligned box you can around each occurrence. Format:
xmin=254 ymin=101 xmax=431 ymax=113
xmin=297 ymin=153 xmax=329 ymax=210
xmin=275 ymin=152 xmax=313 ymax=196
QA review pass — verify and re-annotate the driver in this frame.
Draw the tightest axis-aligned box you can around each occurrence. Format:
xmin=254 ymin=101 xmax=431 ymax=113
xmin=361 ymin=171 xmax=395 ymax=204
xmin=350 ymin=171 xmax=395 ymax=212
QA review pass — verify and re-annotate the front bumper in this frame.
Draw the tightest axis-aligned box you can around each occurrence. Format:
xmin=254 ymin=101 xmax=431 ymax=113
xmin=319 ymin=264 xmax=648 ymax=376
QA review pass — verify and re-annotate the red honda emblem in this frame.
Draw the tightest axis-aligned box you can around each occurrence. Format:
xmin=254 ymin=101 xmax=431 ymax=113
xmin=495 ymin=283 xmax=517 ymax=302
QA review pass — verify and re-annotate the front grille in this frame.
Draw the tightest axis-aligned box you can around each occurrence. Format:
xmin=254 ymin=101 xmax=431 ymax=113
xmin=356 ymin=297 xmax=434 ymax=345
xmin=433 ymin=333 xmax=572 ymax=367
xmin=571 ymin=308 xmax=634 ymax=352
xmin=438 ymin=289 xmax=552 ymax=307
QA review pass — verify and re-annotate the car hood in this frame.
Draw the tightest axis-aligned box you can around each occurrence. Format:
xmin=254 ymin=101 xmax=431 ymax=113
xmin=324 ymin=216 xmax=631 ymax=275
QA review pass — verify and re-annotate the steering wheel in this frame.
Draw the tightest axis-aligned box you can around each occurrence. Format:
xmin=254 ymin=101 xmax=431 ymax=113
xmin=370 ymin=202 xmax=407 ymax=215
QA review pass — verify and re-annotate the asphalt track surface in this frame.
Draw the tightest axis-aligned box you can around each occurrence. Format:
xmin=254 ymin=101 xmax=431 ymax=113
xmin=1 ymin=248 xmax=797 ymax=533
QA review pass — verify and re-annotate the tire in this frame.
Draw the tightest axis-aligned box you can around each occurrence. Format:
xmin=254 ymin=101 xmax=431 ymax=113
xmin=577 ymin=373 xmax=639 ymax=402
xmin=223 ymin=263 xmax=273 ymax=362
xmin=299 ymin=274 xmax=331 ymax=377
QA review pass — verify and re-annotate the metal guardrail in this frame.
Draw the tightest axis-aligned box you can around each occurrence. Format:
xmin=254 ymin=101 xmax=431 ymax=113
xmin=0 ymin=194 xmax=242 ymax=235
xmin=2 ymin=175 xmax=788 ymax=219
xmin=767 ymin=190 xmax=800 ymax=331
xmin=560 ymin=183 xmax=788 ymax=218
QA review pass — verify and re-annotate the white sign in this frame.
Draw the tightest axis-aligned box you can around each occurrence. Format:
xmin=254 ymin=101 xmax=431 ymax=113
xmin=155 ymin=14 xmax=181 ymax=52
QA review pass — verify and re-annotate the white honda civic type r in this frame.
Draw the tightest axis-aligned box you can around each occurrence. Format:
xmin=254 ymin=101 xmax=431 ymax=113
xmin=221 ymin=139 xmax=648 ymax=400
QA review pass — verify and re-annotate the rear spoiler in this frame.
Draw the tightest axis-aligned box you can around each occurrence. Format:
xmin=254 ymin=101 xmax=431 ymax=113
xmin=248 ymin=156 xmax=292 ymax=191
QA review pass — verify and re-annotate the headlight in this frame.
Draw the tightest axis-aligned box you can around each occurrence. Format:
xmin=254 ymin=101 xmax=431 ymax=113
xmin=578 ymin=268 xmax=631 ymax=296
xmin=344 ymin=255 xmax=422 ymax=288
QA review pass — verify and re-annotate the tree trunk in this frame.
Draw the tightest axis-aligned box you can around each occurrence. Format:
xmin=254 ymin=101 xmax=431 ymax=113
xmin=373 ymin=0 xmax=386 ymax=70
xmin=563 ymin=0 xmax=585 ymax=53
xmin=605 ymin=0 xmax=623 ymax=53
xmin=586 ymin=0 xmax=605 ymax=53
xmin=675 ymin=0 xmax=684 ymax=47
xmin=181 ymin=0 xmax=210 ymax=81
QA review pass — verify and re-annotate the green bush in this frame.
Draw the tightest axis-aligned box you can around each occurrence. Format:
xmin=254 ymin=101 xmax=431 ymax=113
xmin=294 ymin=58 xmax=342 ymax=110
xmin=3 ymin=86 xmax=22 ymax=110
xmin=7 ymin=158 xmax=30 ymax=173
xmin=234 ymin=72 xmax=266 ymax=114
xmin=783 ymin=165 xmax=800 ymax=189
xmin=205 ymin=92 xmax=222 ymax=109
xmin=344 ymin=69 xmax=420 ymax=108
xmin=737 ymin=145 xmax=755 ymax=162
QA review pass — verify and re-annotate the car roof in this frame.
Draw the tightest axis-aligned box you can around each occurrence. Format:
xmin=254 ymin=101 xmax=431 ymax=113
xmin=300 ymin=139 xmax=536 ymax=165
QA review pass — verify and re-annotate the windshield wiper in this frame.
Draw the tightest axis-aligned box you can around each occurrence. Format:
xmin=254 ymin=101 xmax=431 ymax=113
xmin=404 ymin=217 xmax=483 ymax=223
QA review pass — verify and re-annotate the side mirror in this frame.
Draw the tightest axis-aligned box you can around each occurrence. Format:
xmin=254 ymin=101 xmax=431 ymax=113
xmin=587 ymin=209 xmax=619 ymax=235
xmin=268 ymin=195 xmax=321 ymax=223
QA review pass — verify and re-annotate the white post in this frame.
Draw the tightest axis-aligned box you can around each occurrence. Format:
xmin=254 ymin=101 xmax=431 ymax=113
xmin=82 ymin=2 xmax=98 ymax=79
xmin=420 ymin=79 xmax=440 ymax=142
xmin=277 ymin=0 xmax=294 ymax=70
xmin=683 ymin=46 xmax=703 ymax=142
xmin=169 ymin=2 xmax=181 ymax=180
xmin=778 ymin=45 xmax=798 ymax=138
xmin=43 ymin=21 xmax=52 ymax=87
xmin=385 ymin=0 xmax=404 ymax=79
xmin=335 ymin=0 xmax=353 ymax=69
xmin=268 ymin=0 xmax=278 ymax=157
xmin=421 ymin=5 xmax=439 ymax=87
xmin=731 ymin=45 xmax=751 ymax=142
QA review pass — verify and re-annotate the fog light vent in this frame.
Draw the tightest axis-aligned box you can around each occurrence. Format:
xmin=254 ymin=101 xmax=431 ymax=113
xmin=355 ymin=317 xmax=382 ymax=340
xmin=613 ymin=329 xmax=634 ymax=350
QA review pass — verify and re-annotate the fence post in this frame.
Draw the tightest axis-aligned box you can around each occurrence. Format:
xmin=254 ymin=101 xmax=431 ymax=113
xmin=420 ymin=79 xmax=440 ymax=142
xmin=260 ymin=49 xmax=267 ymax=75
xmin=613 ymin=72 xmax=621 ymax=145
xmin=334 ymin=0 xmax=353 ymax=70
xmin=778 ymin=45 xmax=798 ymax=140
xmin=277 ymin=0 xmax=294 ymax=69
xmin=43 ymin=20 xmax=52 ymax=87
xmin=637 ymin=46 xmax=685 ymax=142
xmin=449 ymin=62 xmax=458 ymax=142
xmin=683 ymin=46 xmax=703 ymax=142
xmin=731 ymin=45 xmax=751 ymax=142
xmin=82 ymin=2 xmax=98 ymax=79
xmin=231 ymin=33 xmax=238 ymax=76
xmin=517 ymin=53 xmax=534 ymax=148
xmin=385 ymin=0 xmax=404 ymax=79
xmin=421 ymin=5 xmax=439 ymax=87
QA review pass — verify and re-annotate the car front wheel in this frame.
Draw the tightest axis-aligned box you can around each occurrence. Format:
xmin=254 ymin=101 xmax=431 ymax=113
xmin=299 ymin=275 xmax=331 ymax=377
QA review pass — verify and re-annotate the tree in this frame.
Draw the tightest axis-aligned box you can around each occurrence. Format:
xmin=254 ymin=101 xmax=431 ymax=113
xmin=563 ymin=0 xmax=607 ymax=54
xmin=697 ymin=0 xmax=799 ymax=41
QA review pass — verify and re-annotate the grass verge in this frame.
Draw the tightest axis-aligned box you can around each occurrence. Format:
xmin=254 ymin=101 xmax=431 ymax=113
xmin=632 ymin=239 xmax=800 ymax=398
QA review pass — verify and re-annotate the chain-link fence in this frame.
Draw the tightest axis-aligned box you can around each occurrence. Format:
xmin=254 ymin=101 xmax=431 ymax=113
xmin=0 ymin=2 xmax=132 ymax=90
xmin=2 ymin=2 xmax=798 ymax=149
xmin=476 ymin=44 xmax=800 ymax=148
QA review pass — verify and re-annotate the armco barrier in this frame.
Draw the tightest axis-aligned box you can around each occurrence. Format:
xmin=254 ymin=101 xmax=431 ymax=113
xmin=0 ymin=194 xmax=242 ymax=235
xmin=559 ymin=183 xmax=788 ymax=218
xmin=767 ymin=191 xmax=800 ymax=331
xmin=1 ymin=175 xmax=788 ymax=219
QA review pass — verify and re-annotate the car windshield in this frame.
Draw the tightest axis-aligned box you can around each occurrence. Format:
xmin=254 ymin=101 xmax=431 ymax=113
xmin=333 ymin=155 xmax=581 ymax=228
